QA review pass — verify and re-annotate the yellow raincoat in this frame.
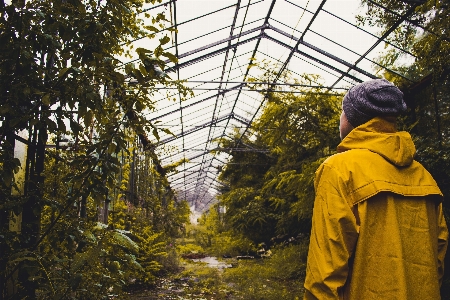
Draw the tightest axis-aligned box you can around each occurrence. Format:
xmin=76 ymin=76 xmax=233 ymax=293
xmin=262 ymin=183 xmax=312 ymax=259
xmin=304 ymin=117 xmax=448 ymax=300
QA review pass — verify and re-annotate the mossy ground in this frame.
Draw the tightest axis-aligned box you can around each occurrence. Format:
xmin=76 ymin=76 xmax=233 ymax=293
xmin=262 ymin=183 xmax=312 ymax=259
xmin=129 ymin=244 xmax=306 ymax=300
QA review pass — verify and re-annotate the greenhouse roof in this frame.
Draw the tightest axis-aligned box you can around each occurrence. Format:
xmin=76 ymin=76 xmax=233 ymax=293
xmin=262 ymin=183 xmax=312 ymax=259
xmin=124 ymin=0 xmax=420 ymax=210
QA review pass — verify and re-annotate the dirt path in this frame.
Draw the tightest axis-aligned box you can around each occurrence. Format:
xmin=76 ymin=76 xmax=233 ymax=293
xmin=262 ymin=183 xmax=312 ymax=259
xmin=129 ymin=258 xmax=234 ymax=300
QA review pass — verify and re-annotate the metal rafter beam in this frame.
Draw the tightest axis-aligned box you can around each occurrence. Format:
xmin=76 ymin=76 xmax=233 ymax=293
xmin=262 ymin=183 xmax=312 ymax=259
xmin=171 ymin=166 xmax=217 ymax=183
xmin=149 ymin=84 xmax=244 ymax=122
xmin=167 ymin=156 xmax=227 ymax=183
xmin=183 ymin=80 xmax=349 ymax=88
xmin=165 ymin=31 xmax=264 ymax=72
xmin=263 ymin=34 xmax=364 ymax=82
xmin=170 ymin=174 xmax=196 ymax=187
xmin=171 ymin=170 xmax=218 ymax=186
xmin=167 ymin=168 xmax=203 ymax=180
xmin=174 ymin=175 xmax=220 ymax=191
xmin=155 ymin=112 xmax=249 ymax=147
xmin=176 ymin=184 xmax=218 ymax=197
xmin=175 ymin=179 xmax=225 ymax=192
xmin=330 ymin=3 xmax=421 ymax=88
xmin=284 ymin=0 xmax=417 ymax=58
xmin=169 ymin=151 xmax=224 ymax=173
xmin=200 ymin=0 xmax=244 ymax=196
xmin=192 ymin=0 xmax=278 ymax=202
xmin=168 ymin=163 xmax=203 ymax=180
xmin=174 ymin=25 xmax=263 ymax=62
xmin=266 ymin=24 xmax=377 ymax=80
xmin=255 ymin=49 xmax=354 ymax=87
xmin=155 ymin=114 xmax=231 ymax=146
xmin=160 ymin=134 xmax=225 ymax=161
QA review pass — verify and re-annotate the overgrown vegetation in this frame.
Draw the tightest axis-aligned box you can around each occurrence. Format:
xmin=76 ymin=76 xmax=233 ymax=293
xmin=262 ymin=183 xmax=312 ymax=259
xmin=0 ymin=0 xmax=191 ymax=298
xmin=213 ymin=0 xmax=450 ymax=297
xmin=133 ymin=241 xmax=308 ymax=300
xmin=216 ymin=62 xmax=342 ymax=245
xmin=1 ymin=0 xmax=449 ymax=298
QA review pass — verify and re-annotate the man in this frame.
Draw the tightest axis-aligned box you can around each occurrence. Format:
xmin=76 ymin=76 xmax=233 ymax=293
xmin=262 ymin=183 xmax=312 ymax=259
xmin=303 ymin=79 xmax=448 ymax=299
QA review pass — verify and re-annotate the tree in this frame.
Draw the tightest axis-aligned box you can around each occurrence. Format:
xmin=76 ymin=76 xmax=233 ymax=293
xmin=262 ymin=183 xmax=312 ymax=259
xmin=0 ymin=0 xmax=190 ymax=298
xmin=218 ymin=62 xmax=342 ymax=245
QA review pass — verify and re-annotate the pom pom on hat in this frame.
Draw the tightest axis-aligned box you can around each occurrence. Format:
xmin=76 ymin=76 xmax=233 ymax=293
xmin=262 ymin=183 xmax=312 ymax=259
xmin=342 ymin=79 xmax=407 ymax=127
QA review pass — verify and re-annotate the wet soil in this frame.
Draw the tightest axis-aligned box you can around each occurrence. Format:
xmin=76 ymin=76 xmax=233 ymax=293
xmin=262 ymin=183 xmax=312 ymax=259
xmin=129 ymin=257 xmax=234 ymax=300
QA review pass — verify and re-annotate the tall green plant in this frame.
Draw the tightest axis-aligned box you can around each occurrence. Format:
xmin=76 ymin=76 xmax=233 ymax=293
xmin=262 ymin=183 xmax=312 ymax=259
xmin=0 ymin=0 xmax=191 ymax=298
xmin=218 ymin=62 xmax=342 ymax=245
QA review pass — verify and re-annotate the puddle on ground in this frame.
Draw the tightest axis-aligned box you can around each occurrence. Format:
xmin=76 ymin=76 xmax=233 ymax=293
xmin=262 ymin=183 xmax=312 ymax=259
xmin=191 ymin=256 xmax=233 ymax=269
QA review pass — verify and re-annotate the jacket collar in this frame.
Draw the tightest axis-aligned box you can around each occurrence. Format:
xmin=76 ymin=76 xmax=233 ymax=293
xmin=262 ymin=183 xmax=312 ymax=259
xmin=337 ymin=117 xmax=416 ymax=167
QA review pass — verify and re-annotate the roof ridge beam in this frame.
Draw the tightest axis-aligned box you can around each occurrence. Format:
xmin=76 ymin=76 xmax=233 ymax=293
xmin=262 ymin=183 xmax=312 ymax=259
xmin=263 ymin=33 xmax=363 ymax=82
xmin=266 ymin=24 xmax=377 ymax=79
xmin=149 ymin=84 xmax=244 ymax=122
xmin=155 ymin=113 xmax=233 ymax=146
xmin=165 ymin=27 xmax=264 ymax=72
xmin=330 ymin=3 xmax=421 ymax=88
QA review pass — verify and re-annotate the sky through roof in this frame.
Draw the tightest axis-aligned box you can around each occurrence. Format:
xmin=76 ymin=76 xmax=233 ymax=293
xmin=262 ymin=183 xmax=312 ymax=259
xmin=121 ymin=0 xmax=419 ymax=211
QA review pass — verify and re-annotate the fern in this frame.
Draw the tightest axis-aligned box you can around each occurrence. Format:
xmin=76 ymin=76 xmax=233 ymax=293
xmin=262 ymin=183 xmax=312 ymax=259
xmin=110 ymin=230 xmax=139 ymax=254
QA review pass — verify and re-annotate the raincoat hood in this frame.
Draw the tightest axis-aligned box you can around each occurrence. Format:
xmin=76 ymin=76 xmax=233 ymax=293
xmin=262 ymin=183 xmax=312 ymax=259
xmin=337 ymin=117 xmax=415 ymax=167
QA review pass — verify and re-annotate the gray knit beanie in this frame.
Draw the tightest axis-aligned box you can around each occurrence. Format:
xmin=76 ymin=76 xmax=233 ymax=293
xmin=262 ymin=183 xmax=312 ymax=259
xmin=342 ymin=79 xmax=407 ymax=127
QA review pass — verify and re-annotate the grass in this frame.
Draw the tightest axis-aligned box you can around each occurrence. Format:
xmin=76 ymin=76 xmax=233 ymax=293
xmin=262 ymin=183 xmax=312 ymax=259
xmin=130 ymin=243 xmax=308 ymax=299
xmin=222 ymin=244 xmax=307 ymax=300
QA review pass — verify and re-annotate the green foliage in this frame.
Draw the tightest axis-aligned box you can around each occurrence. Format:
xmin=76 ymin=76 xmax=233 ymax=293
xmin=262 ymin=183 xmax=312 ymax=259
xmin=14 ymin=221 xmax=148 ymax=299
xmin=223 ymin=244 xmax=308 ymax=300
xmin=0 ymin=0 xmax=192 ymax=298
xmin=358 ymin=0 xmax=449 ymax=79
xmin=210 ymin=232 xmax=257 ymax=257
xmin=176 ymin=262 xmax=229 ymax=298
xmin=176 ymin=243 xmax=204 ymax=255
xmin=218 ymin=63 xmax=342 ymax=244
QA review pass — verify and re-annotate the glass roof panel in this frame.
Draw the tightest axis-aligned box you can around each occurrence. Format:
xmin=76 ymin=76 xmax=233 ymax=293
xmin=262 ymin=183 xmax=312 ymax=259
xmin=123 ymin=0 xmax=424 ymax=207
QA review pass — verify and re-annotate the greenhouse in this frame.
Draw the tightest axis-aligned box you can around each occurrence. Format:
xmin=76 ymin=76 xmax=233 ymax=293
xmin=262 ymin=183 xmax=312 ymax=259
xmin=1 ymin=0 xmax=449 ymax=298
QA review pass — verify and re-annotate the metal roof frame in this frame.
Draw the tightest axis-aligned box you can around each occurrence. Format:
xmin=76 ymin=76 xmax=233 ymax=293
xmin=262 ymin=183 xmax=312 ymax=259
xmin=123 ymin=0 xmax=423 ymax=208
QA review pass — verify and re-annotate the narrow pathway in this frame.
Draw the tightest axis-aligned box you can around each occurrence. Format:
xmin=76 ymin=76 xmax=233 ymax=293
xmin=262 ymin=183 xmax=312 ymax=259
xmin=129 ymin=257 xmax=234 ymax=300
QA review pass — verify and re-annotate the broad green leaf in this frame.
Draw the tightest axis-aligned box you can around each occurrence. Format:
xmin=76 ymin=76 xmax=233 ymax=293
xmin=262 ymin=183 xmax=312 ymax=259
xmin=111 ymin=230 xmax=139 ymax=254
xmin=136 ymin=47 xmax=152 ymax=55
xmin=161 ymin=128 xmax=175 ymax=136
xmin=162 ymin=52 xmax=178 ymax=63
xmin=57 ymin=118 xmax=66 ymax=132
xmin=125 ymin=63 xmax=134 ymax=75
xmin=42 ymin=94 xmax=51 ymax=105
xmin=58 ymin=67 xmax=70 ymax=78
xmin=152 ymin=128 xmax=160 ymax=141
xmin=159 ymin=35 xmax=170 ymax=45
xmin=139 ymin=64 xmax=148 ymax=76
xmin=145 ymin=25 xmax=159 ymax=32
xmin=135 ymin=101 xmax=145 ymax=111
xmin=84 ymin=110 xmax=93 ymax=128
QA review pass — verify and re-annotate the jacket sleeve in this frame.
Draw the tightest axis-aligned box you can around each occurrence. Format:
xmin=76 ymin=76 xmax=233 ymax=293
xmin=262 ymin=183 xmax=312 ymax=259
xmin=303 ymin=163 xmax=359 ymax=300
xmin=437 ymin=203 xmax=448 ymax=286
